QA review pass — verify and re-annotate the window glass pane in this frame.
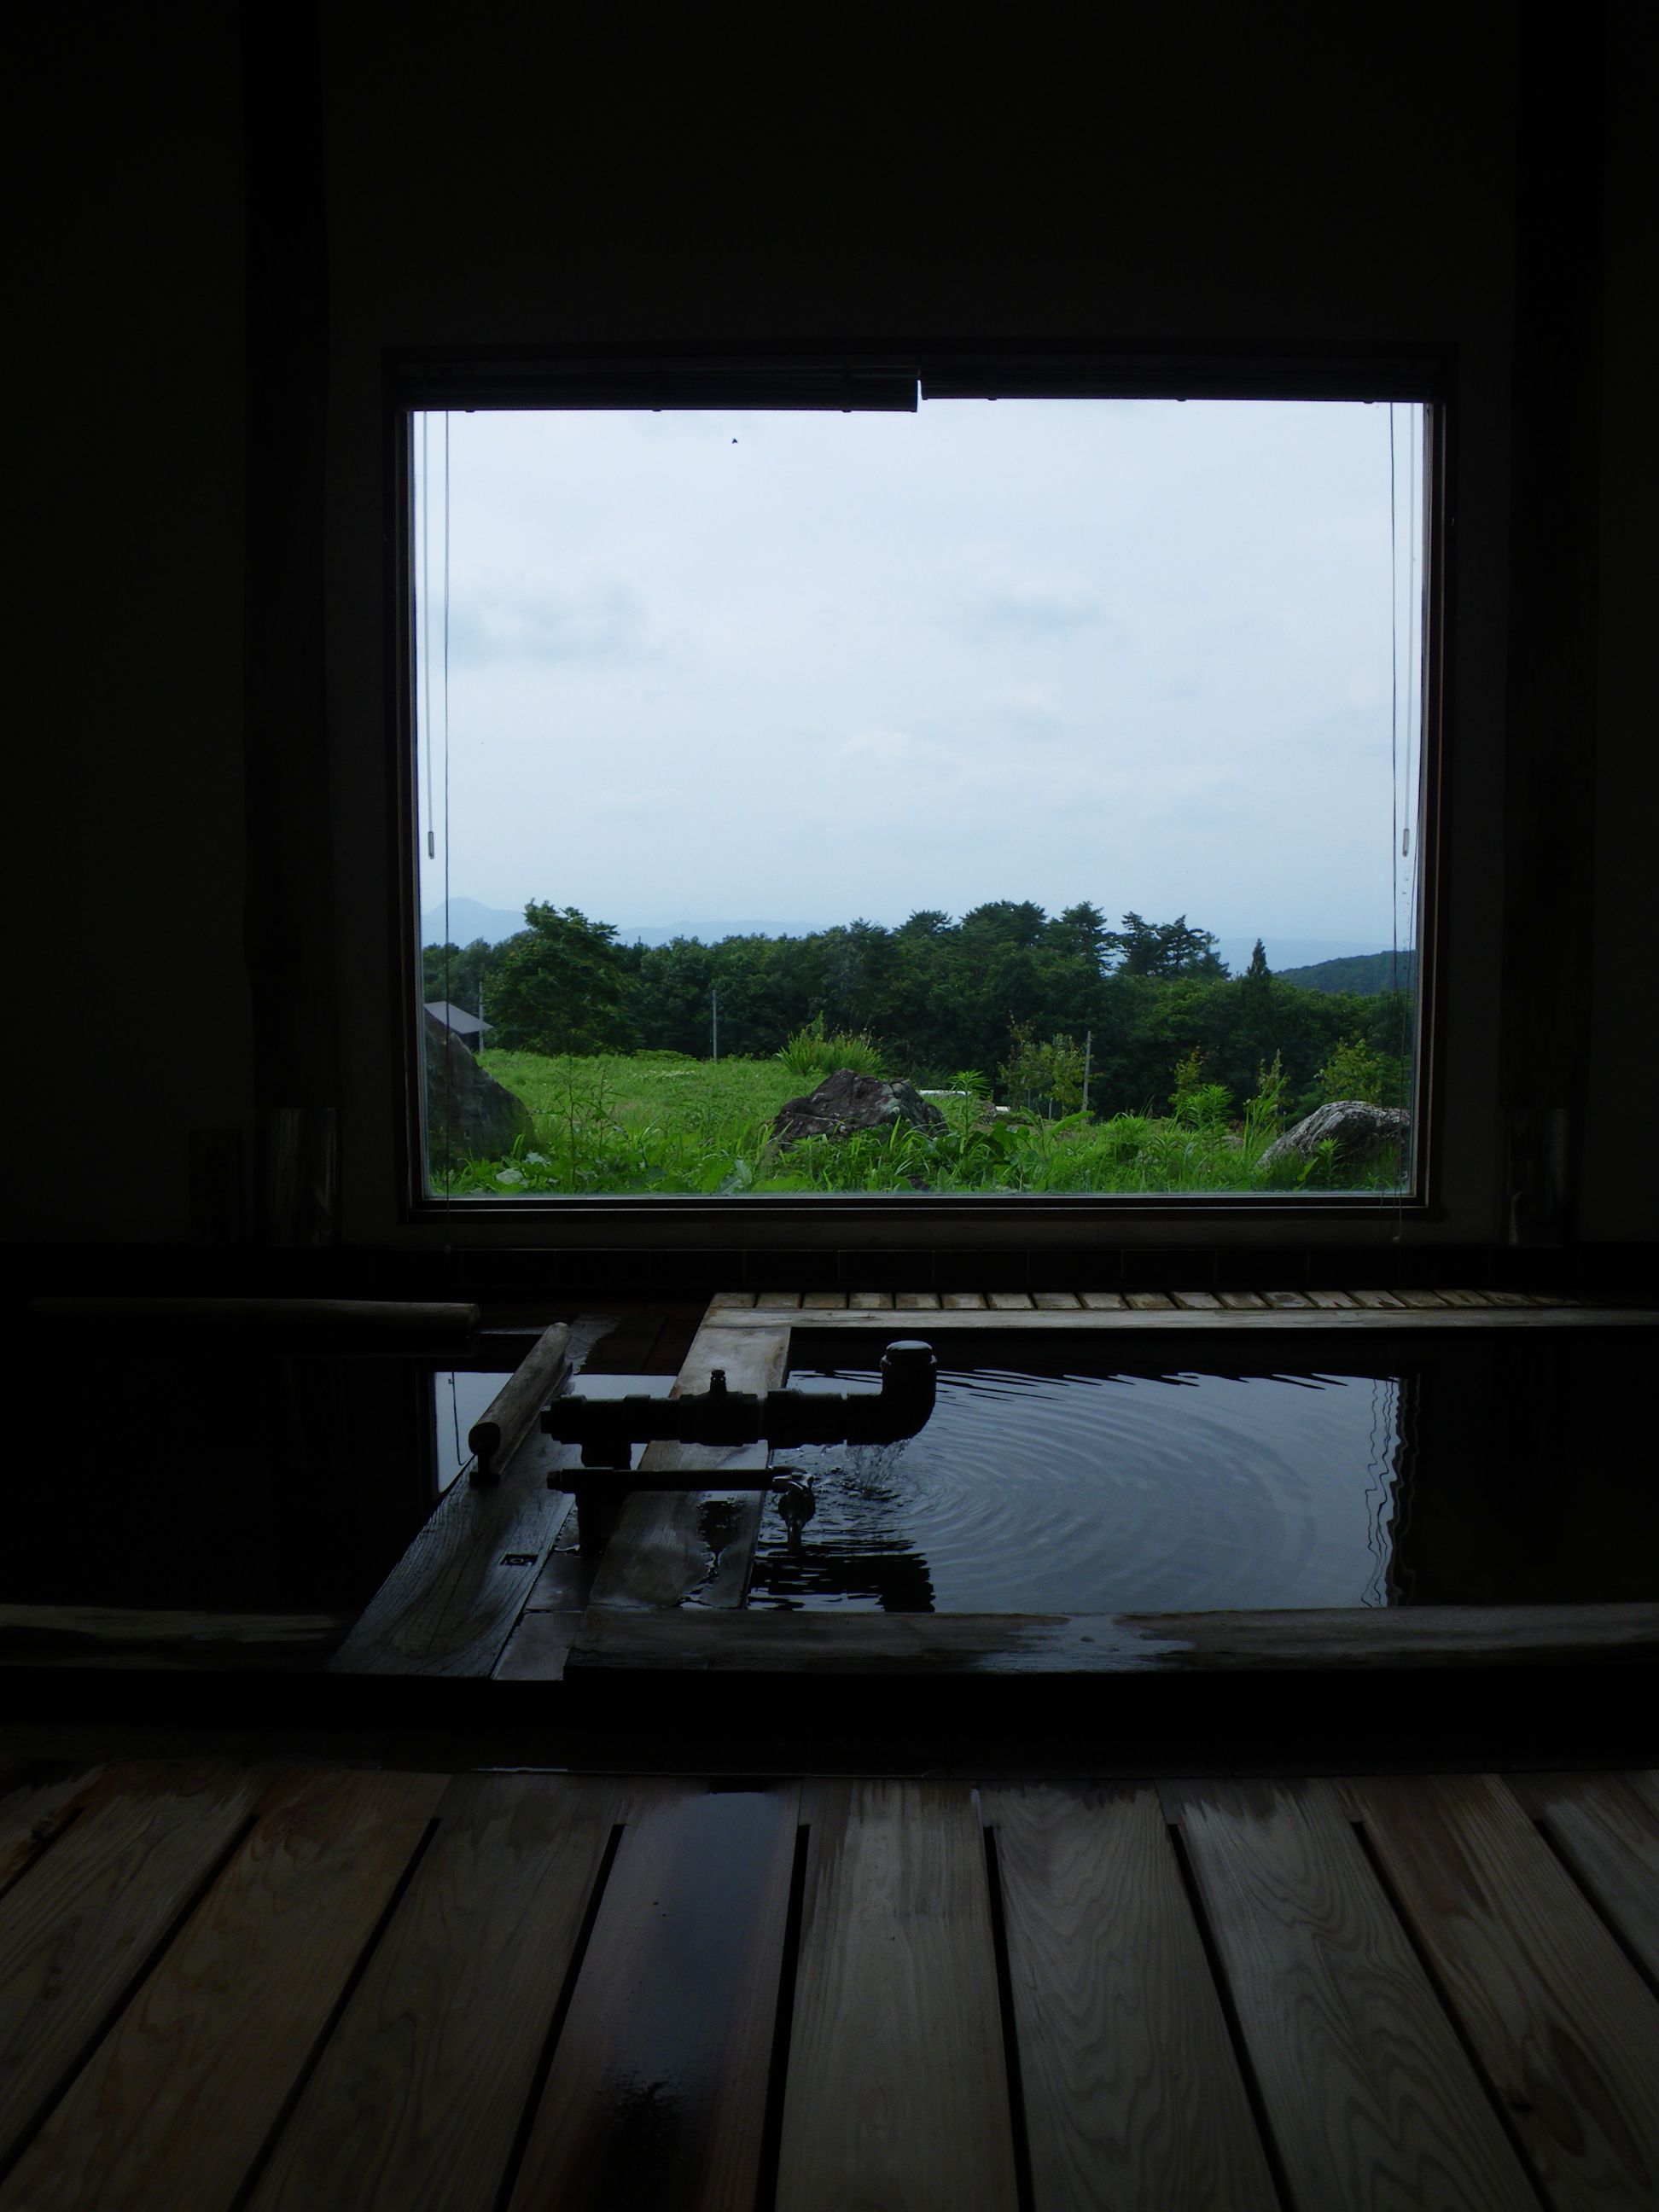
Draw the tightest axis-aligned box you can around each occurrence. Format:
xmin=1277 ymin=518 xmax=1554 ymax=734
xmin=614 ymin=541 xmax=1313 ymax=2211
xmin=414 ymin=399 xmax=1425 ymax=1198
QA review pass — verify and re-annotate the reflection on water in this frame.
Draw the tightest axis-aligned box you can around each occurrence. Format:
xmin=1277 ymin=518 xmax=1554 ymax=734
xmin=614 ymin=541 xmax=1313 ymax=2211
xmin=751 ymin=1364 xmax=1410 ymax=1614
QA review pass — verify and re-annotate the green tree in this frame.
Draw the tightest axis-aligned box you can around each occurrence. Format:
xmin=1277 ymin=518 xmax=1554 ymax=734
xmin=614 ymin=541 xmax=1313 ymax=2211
xmin=488 ymin=903 xmax=633 ymax=1055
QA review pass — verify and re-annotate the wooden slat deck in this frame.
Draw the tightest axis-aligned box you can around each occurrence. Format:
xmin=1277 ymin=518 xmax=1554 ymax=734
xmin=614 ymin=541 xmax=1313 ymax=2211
xmin=1 ymin=1759 xmax=1654 ymax=2210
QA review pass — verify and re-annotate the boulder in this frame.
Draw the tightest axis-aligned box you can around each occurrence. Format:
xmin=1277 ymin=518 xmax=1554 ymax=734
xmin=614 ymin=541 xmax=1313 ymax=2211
xmin=771 ymin=1068 xmax=948 ymax=1150
xmin=1257 ymin=1098 xmax=1411 ymax=1179
xmin=424 ymin=1009 xmax=533 ymax=1169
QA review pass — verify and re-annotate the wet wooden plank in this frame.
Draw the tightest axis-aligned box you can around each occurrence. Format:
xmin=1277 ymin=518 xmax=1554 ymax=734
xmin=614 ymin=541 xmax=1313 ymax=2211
xmin=0 ymin=1607 xmax=348 ymax=1671
xmin=586 ymin=1324 xmax=791 ymax=1610
xmin=894 ymin=1289 xmax=941 ymax=1310
xmin=509 ymin=1784 xmax=797 ymax=2212
xmin=1032 ymin=1290 xmax=1082 ymax=1310
xmin=1162 ymin=1778 xmax=1534 ymax=2212
xmin=1217 ymin=1289 xmax=1266 ymax=1309
xmin=778 ymin=1779 xmax=1016 ymax=2212
xmin=1507 ymin=1770 xmax=1659 ymax=1982
xmin=1079 ymin=1289 xmax=1126 ymax=1309
xmin=1435 ymin=1287 xmax=1493 ymax=1306
xmin=253 ymin=1773 xmax=617 ymax=2212
xmin=330 ymin=1412 xmax=573 ymax=1677
xmin=0 ymin=1763 xmax=264 ymax=2169
xmin=9 ymin=1768 xmax=442 ymax=2212
xmin=848 ymin=1290 xmax=894 ymax=1308
xmin=986 ymin=1784 xmax=1276 ymax=2212
xmin=1306 ymin=1287 xmax=1359 ymax=1307
xmin=0 ymin=1766 xmax=104 ymax=1895
xmin=1172 ymin=1289 xmax=1222 ymax=1310
xmin=941 ymin=1290 xmax=988 ymax=1308
xmin=801 ymin=1289 xmax=847 ymax=1310
xmin=1347 ymin=1772 xmax=1659 ymax=2209
xmin=707 ymin=1289 xmax=757 ymax=1309
xmin=1348 ymin=1287 xmax=1405 ymax=1308
xmin=755 ymin=1289 xmax=804 ymax=1310
xmin=1126 ymin=1290 xmax=1174 ymax=1309
xmin=1394 ymin=1287 xmax=1448 ymax=1308
xmin=568 ymin=1601 xmax=1658 ymax=1677
xmin=1261 ymin=1289 xmax=1312 ymax=1308
xmin=704 ymin=1301 xmax=1659 ymax=1335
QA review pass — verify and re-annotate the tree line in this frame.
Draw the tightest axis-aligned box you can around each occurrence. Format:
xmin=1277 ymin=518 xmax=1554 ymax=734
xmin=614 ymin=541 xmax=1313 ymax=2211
xmin=422 ymin=899 xmax=1412 ymax=1118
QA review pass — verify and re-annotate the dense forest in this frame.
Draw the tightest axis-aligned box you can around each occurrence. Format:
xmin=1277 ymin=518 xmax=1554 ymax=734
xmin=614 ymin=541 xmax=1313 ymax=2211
xmin=423 ymin=900 xmax=1413 ymax=1120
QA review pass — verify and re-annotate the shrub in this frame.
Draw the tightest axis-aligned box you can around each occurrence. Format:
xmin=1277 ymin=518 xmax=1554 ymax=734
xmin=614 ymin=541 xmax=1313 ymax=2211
xmin=777 ymin=1013 xmax=887 ymax=1083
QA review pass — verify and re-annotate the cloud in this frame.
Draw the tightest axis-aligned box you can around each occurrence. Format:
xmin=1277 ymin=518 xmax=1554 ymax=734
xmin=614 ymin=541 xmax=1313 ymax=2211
xmin=447 ymin=575 xmax=648 ymax=664
xmin=996 ymin=681 xmax=1064 ymax=726
xmin=968 ymin=578 xmax=1109 ymax=637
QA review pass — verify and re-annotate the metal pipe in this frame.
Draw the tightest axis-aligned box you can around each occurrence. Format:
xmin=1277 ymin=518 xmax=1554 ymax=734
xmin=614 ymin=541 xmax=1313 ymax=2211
xmin=540 ymin=1339 xmax=937 ymax=1468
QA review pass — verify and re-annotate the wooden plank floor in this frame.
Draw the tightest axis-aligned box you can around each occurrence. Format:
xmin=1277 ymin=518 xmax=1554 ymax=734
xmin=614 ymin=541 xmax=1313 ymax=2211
xmin=1 ymin=1760 xmax=1654 ymax=2209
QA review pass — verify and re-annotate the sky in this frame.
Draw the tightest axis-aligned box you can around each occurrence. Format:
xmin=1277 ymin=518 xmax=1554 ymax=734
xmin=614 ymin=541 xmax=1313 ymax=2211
xmin=413 ymin=399 xmax=1426 ymax=952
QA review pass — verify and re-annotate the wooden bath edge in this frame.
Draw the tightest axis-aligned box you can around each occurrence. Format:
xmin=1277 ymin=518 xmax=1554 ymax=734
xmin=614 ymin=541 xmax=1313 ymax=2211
xmin=564 ymin=1600 xmax=1659 ymax=1679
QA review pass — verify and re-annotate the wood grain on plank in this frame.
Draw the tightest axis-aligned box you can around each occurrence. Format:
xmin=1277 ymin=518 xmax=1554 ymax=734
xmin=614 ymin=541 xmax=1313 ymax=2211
xmin=988 ymin=1291 xmax=1034 ymax=1310
xmin=1162 ymin=1777 xmax=1534 ymax=2212
xmin=1032 ymin=1290 xmax=1082 ymax=1310
xmin=1217 ymin=1290 xmax=1267 ymax=1309
xmin=755 ymin=1290 xmax=804 ymax=1310
xmin=1348 ymin=1772 xmax=1659 ymax=2209
xmin=1348 ymin=1288 xmax=1406 ymax=1308
xmin=1507 ymin=1770 xmax=1659 ymax=1982
xmin=0 ymin=1608 xmax=348 ymax=1671
xmin=848 ymin=1290 xmax=894 ymax=1308
xmin=1306 ymin=1287 xmax=1359 ymax=1307
xmin=1172 ymin=1290 xmax=1222 ymax=1310
xmin=567 ymin=1601 xmax=1657 ymax=1677
xmin=1261 ymin=1289 xmax=1312 ymax=1308
xmin=329 ymin=1420 xmax=573 ymax=1677
xmin=1393 ymin=1288 xmax=1448 ymax=1308
xmin=777 ymin=1779 xmax=1017 ymax=2212
xmin=801 ymin=1289 xmax=848 ymax=1309
xmin=0 ymin=1766 xmax=104 ymax=1896
xmin=894 ymin=1289 xmax=941 ymax=1309
xmin=7 ymin=1768 xmax=442 ymax=2212
xmin=941 ymin=1291 xmax=988 ymax=1308
xmin=707 ymin=1289 xmax=757 ymax=1309
xmin=509 ymin=1784 xmax=797 ymax=2212
xmin=986 ymin=1784 xmax=1276 ymax=2212
xmin=253 ymin=1773 xmax=617 ymax=2212
xmin=586 ymin=1324 xmax=791 ymax=1610
xmin=0 ymin=1763 xmax=264 ymax=2169
xmin=1078 ymin=1289 xmax=1126 ymax=1309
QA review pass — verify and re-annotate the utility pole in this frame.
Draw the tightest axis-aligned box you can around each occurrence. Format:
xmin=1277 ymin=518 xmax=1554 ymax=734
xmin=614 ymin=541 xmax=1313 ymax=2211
xmin=711 ymin=984 xmax=719 ymax=1063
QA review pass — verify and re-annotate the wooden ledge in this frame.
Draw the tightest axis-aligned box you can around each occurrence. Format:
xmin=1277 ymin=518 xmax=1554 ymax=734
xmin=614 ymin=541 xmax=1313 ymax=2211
xmin=567 ymin=1602 xmax=1659 ymax=1679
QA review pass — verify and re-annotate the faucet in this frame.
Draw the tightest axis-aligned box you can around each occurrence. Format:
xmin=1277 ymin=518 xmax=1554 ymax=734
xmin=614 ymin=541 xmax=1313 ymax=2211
xmin=540 ymin=1339 xmax=938 ymax=1554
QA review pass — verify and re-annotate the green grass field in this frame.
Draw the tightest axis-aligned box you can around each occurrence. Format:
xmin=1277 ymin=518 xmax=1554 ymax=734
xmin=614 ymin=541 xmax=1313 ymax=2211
xmin=434 ymin=1049 xmax=1394 ymax=1196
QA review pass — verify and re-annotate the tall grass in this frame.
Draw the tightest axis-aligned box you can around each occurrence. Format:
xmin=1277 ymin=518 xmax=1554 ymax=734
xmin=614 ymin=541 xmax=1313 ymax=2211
xmin=435 ymin=1049 xmax=1394 ymax=1196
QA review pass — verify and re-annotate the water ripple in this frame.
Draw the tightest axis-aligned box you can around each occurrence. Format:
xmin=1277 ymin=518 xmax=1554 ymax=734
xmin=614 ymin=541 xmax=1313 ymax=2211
xmin=750 ymin=1364 xmax=1403 ymax=1614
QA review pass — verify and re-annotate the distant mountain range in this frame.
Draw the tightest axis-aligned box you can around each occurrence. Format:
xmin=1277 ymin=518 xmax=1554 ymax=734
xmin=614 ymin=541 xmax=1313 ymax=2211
xmin=420 ymin=900 xmax=1405 ymax=985
xmin=1271 ymin=947 xmax=1417 ymax=995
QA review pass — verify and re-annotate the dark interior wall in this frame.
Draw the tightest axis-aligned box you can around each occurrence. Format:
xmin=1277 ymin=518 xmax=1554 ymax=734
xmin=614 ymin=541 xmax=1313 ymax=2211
xmin=322 ymin=4 xmax=1521 ymax=1252
xmin=15 ymin=4 xmax=1652 ymax=1255
xmin=16 ymin=6 xmax=251 ymax=1244
xmin=1580 ymin=0 xmax=1659 ymax=1241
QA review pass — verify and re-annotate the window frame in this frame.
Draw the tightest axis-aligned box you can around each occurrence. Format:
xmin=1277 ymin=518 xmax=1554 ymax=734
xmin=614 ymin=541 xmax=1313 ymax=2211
xmin=386 ymin=343 xmax=1449 ymax=1242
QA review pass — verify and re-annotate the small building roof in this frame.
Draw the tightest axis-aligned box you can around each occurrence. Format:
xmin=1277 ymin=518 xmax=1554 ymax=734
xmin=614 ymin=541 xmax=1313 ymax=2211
xmin=424 ymin=1000 xmax=487 ymax=1036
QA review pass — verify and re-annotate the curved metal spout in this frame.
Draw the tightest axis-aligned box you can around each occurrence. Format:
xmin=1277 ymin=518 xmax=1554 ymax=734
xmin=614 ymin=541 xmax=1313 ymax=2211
xmin=541 ymin=1338 xmax=937 ymax=1466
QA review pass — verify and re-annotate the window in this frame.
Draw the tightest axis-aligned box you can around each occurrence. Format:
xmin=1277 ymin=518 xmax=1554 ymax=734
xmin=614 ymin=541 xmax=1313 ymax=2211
xmin=402 ymin=356 xmax=1436 ymax=1215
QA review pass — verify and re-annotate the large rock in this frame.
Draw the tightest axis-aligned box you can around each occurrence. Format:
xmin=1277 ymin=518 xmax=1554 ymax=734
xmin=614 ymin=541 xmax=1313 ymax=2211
xmin=771 ymin=1068 xmax=948 ymax=1150
xmin=424 ymin=1009 xmax=533 ymax=1168
xmin=1258 ymin=1099 xmax=1411 ymax=1178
